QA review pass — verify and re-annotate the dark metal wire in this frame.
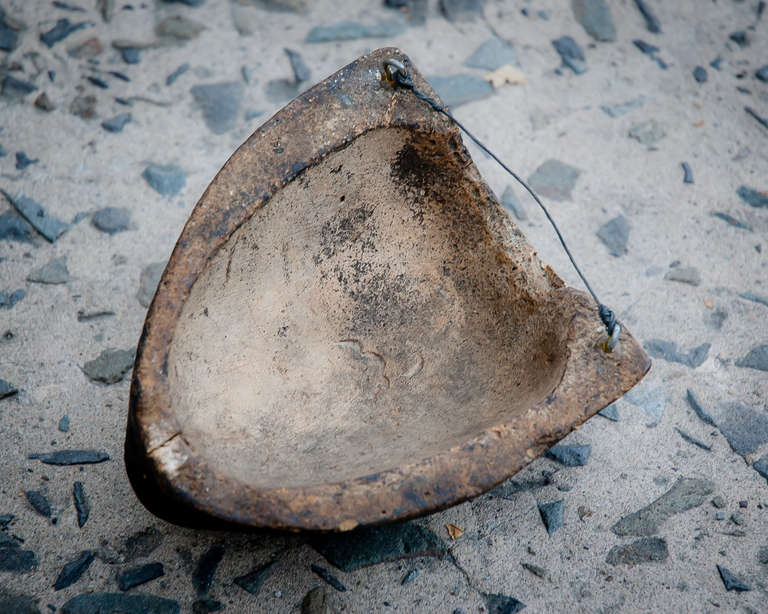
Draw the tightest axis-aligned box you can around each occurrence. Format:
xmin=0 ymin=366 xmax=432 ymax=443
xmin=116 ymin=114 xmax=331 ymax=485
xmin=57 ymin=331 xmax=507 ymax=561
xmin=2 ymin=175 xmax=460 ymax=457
xmin=385 ymin=60 xmax=620 ymax=349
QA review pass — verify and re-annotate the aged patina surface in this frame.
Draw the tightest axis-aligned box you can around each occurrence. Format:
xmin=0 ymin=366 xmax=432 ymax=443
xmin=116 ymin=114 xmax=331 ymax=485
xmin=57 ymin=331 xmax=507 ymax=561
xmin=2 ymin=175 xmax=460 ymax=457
xmin=125 ymin=48 xmax=649 ymax=531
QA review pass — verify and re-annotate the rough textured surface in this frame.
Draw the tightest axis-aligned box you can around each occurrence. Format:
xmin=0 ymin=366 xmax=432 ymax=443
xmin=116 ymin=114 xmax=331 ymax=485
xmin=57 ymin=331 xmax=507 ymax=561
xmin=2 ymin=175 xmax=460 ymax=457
xmin=61 ymin=593 xmax=181 ymax=614
xmin=142 ymin=163 xmax=186 ymax=197
xmin=190 ymin=82 xmax=244 ymax=134
xmin=572 ymin=0 xmax=616 ymax=42
xmin=1 ymin=191 xmax=70 ymax=242
xmin=527 ymin=159 xmax=581 ymax=201
xmin=310 ymin=522 xmax=446 ymax=571
xmin=612 ymin=478 xmax=714 ymax=536
xmin=92 ymin=207 xmax=131 ymax=234
xmin=596 ymin=214 xmax=630 ymax=256
xmin=1 ymin=2 xmax=767 ymax=612
xmin=82 ymin=348 xmax=135 ymax=384
xmin=465 ymin=37 xmax=519 ymax=70
xmin=428 ymin=74 xmax=494 ymax=107
xmin=27 ymin=256 xmax=69 ymax=284
xmin=606 ymin=537 xmax=668 ymax=565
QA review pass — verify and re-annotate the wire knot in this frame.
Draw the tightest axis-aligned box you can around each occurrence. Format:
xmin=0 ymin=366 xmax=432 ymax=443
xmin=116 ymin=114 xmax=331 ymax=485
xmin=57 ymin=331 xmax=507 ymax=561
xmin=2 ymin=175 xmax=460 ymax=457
xmin=598 ymin=304 xmax=621 ymax=352
xmin=384 ymin=58 xmax=414 ymax=89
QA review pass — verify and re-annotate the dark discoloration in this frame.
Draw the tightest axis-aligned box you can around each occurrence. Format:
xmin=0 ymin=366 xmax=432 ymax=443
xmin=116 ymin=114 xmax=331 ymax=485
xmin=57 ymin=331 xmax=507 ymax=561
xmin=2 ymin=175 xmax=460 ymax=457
xmin=125 ymin=48 xmax=650 ymax=532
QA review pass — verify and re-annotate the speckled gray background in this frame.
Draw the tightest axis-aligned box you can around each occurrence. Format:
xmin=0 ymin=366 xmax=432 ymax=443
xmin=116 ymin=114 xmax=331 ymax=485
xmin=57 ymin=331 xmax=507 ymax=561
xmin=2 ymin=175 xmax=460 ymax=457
xmin=1 ymin=0 xmax=767 ymax=612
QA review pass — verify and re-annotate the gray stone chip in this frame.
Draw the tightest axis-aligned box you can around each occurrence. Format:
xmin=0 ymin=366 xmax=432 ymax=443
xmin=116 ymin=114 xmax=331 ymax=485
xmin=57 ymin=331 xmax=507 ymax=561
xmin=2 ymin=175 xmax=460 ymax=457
xmin=596 ymin=215 xmax=630 ymax=257
xmin=427 ymin=74 xmax=494 ymax=108
xmin=305 ymin=21 xmax=405 ymax=43
xmin=629 ymin=119 xmax=666 ymax=146
xmin=465 ymin=37 xmax=519 ymax=71
xmin=142 ymin=163 xmax=186 ymax=197
xmin=83 ymin=348 xmax=135 ymax=384
xmin=606 ymin=537 xmax=668 ymax=565
xmin=92 ymin=207 xmax=131 ymax=234
xmin=190 ymin=82 xmax=244 ymax=134
xmin=612 ymin=477 xmax=714 ymax=536
xmin=137 ymin=262 xmax=166 ymax=308
xmin=572 ymin=0 xmax=616 ymax=42
xmin=1 ymin=190 xmax=70 ymax=242
xmin=527 ymin=159 xmax=581 ymax=201
xmin=735 ymin=344 xmax=768 ymax=372
xmin=27 ymin=257 xmax=70 ymax=284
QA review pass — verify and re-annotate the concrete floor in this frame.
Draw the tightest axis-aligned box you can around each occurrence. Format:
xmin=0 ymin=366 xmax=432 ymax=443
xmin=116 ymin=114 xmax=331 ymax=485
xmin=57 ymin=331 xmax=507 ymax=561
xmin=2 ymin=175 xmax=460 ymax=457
xmin=1 ymin=0 xmax=767 ymax=612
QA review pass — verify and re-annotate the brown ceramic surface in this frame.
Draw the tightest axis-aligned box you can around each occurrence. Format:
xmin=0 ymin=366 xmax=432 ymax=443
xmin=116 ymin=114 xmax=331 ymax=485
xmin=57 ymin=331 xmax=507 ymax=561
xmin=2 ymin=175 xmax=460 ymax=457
xmin=125 ymin=47 xmax=650 ymax=531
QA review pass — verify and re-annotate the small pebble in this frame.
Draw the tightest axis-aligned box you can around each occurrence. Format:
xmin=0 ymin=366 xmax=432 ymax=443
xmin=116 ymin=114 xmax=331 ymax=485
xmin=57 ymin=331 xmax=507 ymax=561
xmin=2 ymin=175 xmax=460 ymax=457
xmin=546 ymin=444 xmax=591 ymax=467
xmin=401 ymin=568 xmax=419 ymax=585
xmin=87 ymin=75 xmax=108 ymax=89
xmin=1 ymin=75 xmax=37 ymax=98
xmin=70 ymin=94 xmax=97 ymax=119
xmin=729 ymin=31 xmax=749 ymax=47
xmin=40 ymin=18 xmax=88 ymax=48
xmin=166 ymin=63 xmax=190 ymax=86
xmin=15 ymin=152 xmax=39 ymax=170
xmin=284 ymin=48 xmax=310 ymax=82
xmin=34 ymin=92 xmax=56 ymax=112
xmin=735 ymin=345 xmax=768 ymax=372
xmin=310 ymin=564 xmax=347 ymax=592
xmin=485 ymin=594 xmax=526 ymax=614
xmin=663 ymin=265 xmax=700 ymax=286
xmin=501 ymin=186 xmax=527 ymax=221
xmin=29 ymin=450 xmax=110 ymax=465
xmin=120 ymin=47 xmax=141 ymax=64
xmin=572 ymin=0 xmax=616 ymax=42
xmin=681 ymin=162 xmax=694 ymax=184
xmin=717 ymin=565 xmax=751 ymax=591
xmin=596 ymin=215 xmax=630 ymax=257
xmin=0 ymin=289 xmax=24 ymax=309
xmin=142 ymin=163 xmax=186 ymax=198
xmin=73 ymin=481 xmax=90 ymax=527
xmin=54 ymin=550 xmax=95 ymax=590
xmin=117 ymin=562 xmax=165 ymax=590
xmin=1 ymin=190 xmax=69 ymax=243
xmin=551 ymin=36 xmax=587 ymax=74
xmin=737 ymin=185 xmax=768 ymax=208
xmin=713 ymin=211 xmax=752 ymax=231
xmin=633 ymin=0 xmax=661 ymax=33
xmin=27 ymin=257 xmax=70 ymax=284
xmin=538 ymin=500 xmax=564 ymax=535
xmin=745 ymin=106 xmax=768 ymax=130
xmin=156 ymin=15 xmax=204 ymax=41
xmin=101 ymin=113 xmax=132 ymax=133
xmin=0 ymin=379 xmax=19 ymax=399
xmin=92 ymin=207 xmax=131 ymax=233
xmin=58 ymin=415 xmax=70 ymax=432
xmin=233 ymin=560 xmax=278 ymax=596
xmin=193 ymin=545 xmax=225 ymax=596
xmin=25 ymin=490 xmax=52 ymax=517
